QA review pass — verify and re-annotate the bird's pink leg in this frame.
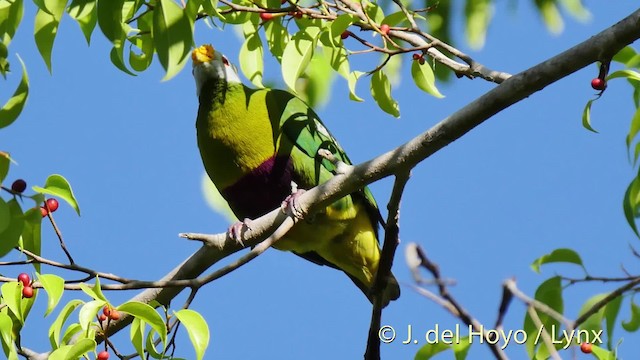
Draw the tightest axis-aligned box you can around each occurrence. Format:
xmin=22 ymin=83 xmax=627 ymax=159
xmin=281 ymin=189 xmax=307 ymax=219
xmin=227 ymin=218 xmax=253 ymax=245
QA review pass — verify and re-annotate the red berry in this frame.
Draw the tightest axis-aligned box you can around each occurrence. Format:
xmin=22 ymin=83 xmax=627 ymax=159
xmin=98 ymin=314 xmax=107 ymax=322
xmin=97 ymin=351 xmax=110 ymax=360
xmin=591 ymin=77 xmax=605 ymax=90
xmin=418 ymin=57 xmax=425 ymax=65
xmin=341 ymin=31 xmax=350 ymax=40
xmin=580 ymin=342 xmax=592 ymax=354
xmin=40 ymin=206 xmax=48 ymax=218
xmin=288 ymin=11 xmax=302 ymax=18
xmin=109 ymin=309 xmax=121 ymax=321
xmin=17 ymin=273 xmax=30 ymax=287
xmin=22 ymin=286 xmax=34 ymax=298
xmin=46 ymin=198 xmax=59 ymax=212
xmin=259 ymin=12 xmax=274 ymax=21
xmin=380 ymin=24 xmax=390 ymax=35
xmin=412 ymin=53 xmax=421 ymax=60
xmin=103 ymin=306 xmax=112 ymax=317
xmin=11 ymin=179 xmax=26 ymax=193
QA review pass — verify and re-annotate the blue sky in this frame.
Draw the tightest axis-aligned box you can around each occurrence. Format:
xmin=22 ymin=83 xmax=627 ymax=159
xmin=1 ymin=1 xmax=639 ymax=359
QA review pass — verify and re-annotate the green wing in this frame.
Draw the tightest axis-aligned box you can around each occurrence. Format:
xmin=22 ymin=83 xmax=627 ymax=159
xmin=264 ymin=89 xmax=383 ymax=226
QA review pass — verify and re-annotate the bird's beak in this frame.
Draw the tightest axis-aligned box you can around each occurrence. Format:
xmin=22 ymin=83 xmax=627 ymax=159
xmin=192 ymin=44 xmax=215 ymax=66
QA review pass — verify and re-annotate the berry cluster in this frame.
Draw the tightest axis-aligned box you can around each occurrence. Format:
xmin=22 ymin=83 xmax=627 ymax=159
xmin=41 ymin=198 xmax=59 ymax=218
xmin=412 ymin=52 xmax=426 ymax=65
xmin=17 ymin=273 xmax=33 ymax=298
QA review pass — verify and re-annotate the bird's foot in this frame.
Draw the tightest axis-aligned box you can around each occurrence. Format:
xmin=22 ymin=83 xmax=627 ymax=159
xmin=281 ymin=189 xmax=307 ymax=219
xmin=227 ymin=218 xmax=253 ymax=246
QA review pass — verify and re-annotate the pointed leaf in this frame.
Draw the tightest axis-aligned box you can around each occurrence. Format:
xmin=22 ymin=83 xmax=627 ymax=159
xmin=371 ymin=70 xmax=400 ymax=117
xmin=130 ymin=317 xmax=145 ymax=356
xmin=67 ymin=0 xmax=97 ymax=44
xmin=0 ymin=199 xmax=24 ymax=257
xmin=1 ymin=282 xmax=22 ymax=323
xmin=0 ymin=55 xmax=28 ymax=129
xmin=281 ymin=26 xmax=320 ymax=93
xmin=414 ymin=341 xmax=450 ymax=360
xmin=534 ymin=0 xmax=563 ymax=34
xmin=239 ymin=31 xmax=263 ymax=87
xmin=530 ymin=248 xmax=584 ymax=273
xmin=174 ymin=309 xmax=210 ymax=360
xmin=622 ymin=301 xmax=640 ymax=331
xmin=0 ymin=311 xmax=17 ymax=360
xmin=78 ymin=300 xmax=106 ymax=331
xmin=118 ymin=301 xmax=167 ymax=345
xmin=32 ymin=174 xmax=80 ymax=215
xmin=581 ymin=99 xmax=598 ymax=133
xmin=264 ymin=19 xmax=288 ymax=61
xmin=34 ymin=9 xmax=58 ymax=73
xmin=97 ymin=0 xmax=124 ymax=42
xmin=153 ymin=0 xmax=193 ymax=81
xmin=49 ymin=299 xmax=83 ymax=349
xmin=464 ymin=0 xmax=492 ymax=49
xmin=36 ymin=273 xmax=65 ymax=316
xmin=21 ymin=207 xmax=42 ymax=272
xmin=411 ymin=60 xmax=444 ymax=98
xmin=452 ymin=336 xmax=471 ymax=360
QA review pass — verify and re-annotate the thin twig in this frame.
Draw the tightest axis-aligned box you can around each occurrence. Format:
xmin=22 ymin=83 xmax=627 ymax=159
xmin=365 ymin=171 xmax=410 ymax=360
xmin=43 ymin=207 xmax=74 ymax=264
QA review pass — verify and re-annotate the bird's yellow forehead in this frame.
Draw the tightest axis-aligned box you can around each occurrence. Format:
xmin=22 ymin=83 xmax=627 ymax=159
xmin=192 ymin=44 xmax=215 ymax=64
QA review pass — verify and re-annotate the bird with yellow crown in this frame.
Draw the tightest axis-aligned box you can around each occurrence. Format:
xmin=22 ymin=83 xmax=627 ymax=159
xmin=191 ymin=44 xmax=400 ymax=306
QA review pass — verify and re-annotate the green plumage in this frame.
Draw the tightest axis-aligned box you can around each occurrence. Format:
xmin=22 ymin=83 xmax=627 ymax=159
xmin=193 ymin=47 xmax=400 ymax=305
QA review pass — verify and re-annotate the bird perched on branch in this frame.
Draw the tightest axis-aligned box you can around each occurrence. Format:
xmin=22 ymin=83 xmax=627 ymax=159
xmin=191 ymin=44 xmax=400 ymax=306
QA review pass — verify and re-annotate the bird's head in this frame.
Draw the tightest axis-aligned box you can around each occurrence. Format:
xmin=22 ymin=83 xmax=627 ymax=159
xmin=191 ymin=44 xmax=241 ymax=96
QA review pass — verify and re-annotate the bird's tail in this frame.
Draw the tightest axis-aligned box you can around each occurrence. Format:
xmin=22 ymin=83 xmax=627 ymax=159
xmin=347 ymin=271 xmax=400 ymax=308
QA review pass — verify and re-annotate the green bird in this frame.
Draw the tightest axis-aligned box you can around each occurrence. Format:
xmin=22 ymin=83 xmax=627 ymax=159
xmin=192 ymin=44 xmax=400 ymax=306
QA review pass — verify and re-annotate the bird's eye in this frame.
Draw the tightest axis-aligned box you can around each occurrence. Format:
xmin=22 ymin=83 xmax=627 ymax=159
xmin=222 ymin=57 xmax=230 ymax=66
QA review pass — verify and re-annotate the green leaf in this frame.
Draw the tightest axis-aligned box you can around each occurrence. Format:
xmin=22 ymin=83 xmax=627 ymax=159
xmin=530 ymin=248 xmax=584 ymax=273
xmin=174 ymin=309 xmax=210 ymax=360
xmin=145 ymin=328 xmax=165 ymax=358
xmin=67 ymin=0 xmax=97 ymax=44
xmin=34 ymin=9 xmax=58 ymax=73
xmin=622 ymin=301 xmax=640 ymax=332
xmin=559 ymin=0 xmax=590 ymax=21
xmin=603 ymin=294 xmax=622 ymax=348
xmin=281 ymin=26 xmax=320 ymax=93
xmin=382 ymin=11 xmax=411 ymax=28
xmin=153 ymin=0 xmax=193 ymax=81
xmin=36 ymin=273 xmax=65 ymax=316
xmin=0 ymin=0 xmax=24 ymax=46
xmin=535 ymin=0 xmax=563 ymax=34
xmin=452 ymin=336 xmax=471 ymax=360
xmin=32 ymin=174 xmax=81 ymax=215
xmin=464 ymin=0 xmax=492 ymax=49
xmin=0 ymin=55 xmax=28 ymax=129
xmin=577 ymin=293 xmax=607 ymax=337
xmin=0 ymin=152 xmax=9 ymax=181
xmin=370 ymin=70 xmax=400 ymax=117
xmin=591 ymin=345 xmax=616 ymax=360
xmin=0 ymin=199 xmax=24 ymax=257
xmin=129 ymin=12 xmax=154 ymax=72
xmin=0 ymin=198 xmax=8 ymax=233
xmin=364 ymin=1 xmax=384 ymax=23
xmin=411 ymin=60 xmax=444 ymax=98
xmin=626 ymin=107 xmax=640 ymax=153
xmin=1 ymin=282 xmax=22 ymax=323
xmin=612 ymin=46 xmax=640 ymax=68
xmin=524 ymin=276 xmax=563 ymax=358
xmin=623 ymin=177 xmax=640 ymax=237
xmin=118 ymin=301 xmax=167 ymax=346
xmin=581 ymin=99 xmax=598 ymax=133
xmin=414 ymin=342 xmax=450 ymax=359
xmin=60 ymin=322 xmax=83 ymax=345
xmin=0 ymin=310 xmax=17 ymax=360
xmin=130 ymin=317 xmax=145 ymax=356
xmin=264 ymin=19 xmax=288 ymax=62
xmin=97 ymin=0 xmax=124 ymax=43
xmin=49 ymin=299 xmax=83 ymax=349
xmin=329 ymin=14 xmax=357 ymax=46
xmin=78 ymin=299 xmax=106 ymax=331
xmin=608 ymin=69 xmax=640 ymax=82
xmin=110 ymin=43 xmax=136 ymax=76
xmin=20 ymin=207 xmax=42 ymax=272
xmin=296 ymin=51 xmax=334 ymax=108
xmin=53 ymin=338 xmax=95 ymax=360
xmin=239 ymin=30 xmax=264 ymax=87
xmin=324 ymin=45 xmax=363 ymax=102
